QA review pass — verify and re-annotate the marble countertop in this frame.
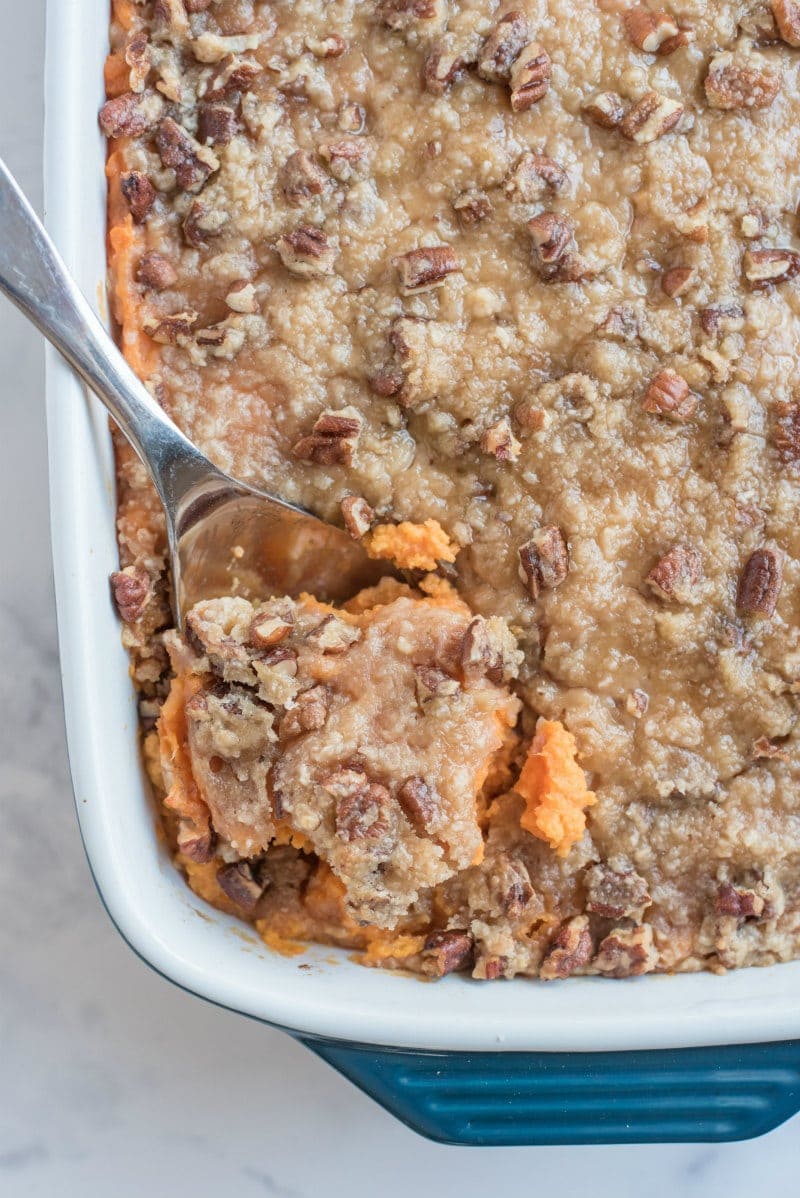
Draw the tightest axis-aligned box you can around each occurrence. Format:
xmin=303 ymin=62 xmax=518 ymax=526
xmin=1 ymin=6 xmax=798 ymax=1194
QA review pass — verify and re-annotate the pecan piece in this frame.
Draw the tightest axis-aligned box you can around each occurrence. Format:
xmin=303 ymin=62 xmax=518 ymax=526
xmin=377 ymin=0 xmax=446 ymax=34
xmin=280 ymin=149 xmax=329 ymax=205
xmin=397 ymin=776 xmax=436 ymax=835
xmin=135 ymin=252 xmax=177 ymax=291
xmin=645 ymin=544 xmax=702 ymax=603
xmin=318 ymin=138 xmax=367 ymax=181
xmin=518 ymin=525 xmax=570 ymax=600
xmin=752 ymin=736 xmax=789 ymax=760
xmin=205 ymin=54 xmax=262 ymax=101
xmin=197 ymin=102 xmax=238 ymax=146
xmin=415 ymin=665 xmax=460 ymax=705
xmin=594 ymin=925 xmax=657 ymax=977
xmin=393 ymin=245 xmax=461 ymax=294
xmin=338 ymin=102 xmax=366 ymax=133
xmin=704 ymin=53 xmax=779 ymax=110
xmin=99 ymin=90 xmax=163 ymax=138
xmin=120 ymin=170 xmax=156 ymax=222
xmin=452 ymin=188 xmax=493 ymax=226
xmin=715 ymin=881 xmax=765 ymax=920
xmin=341 ymin=495 xmax=375 ymax=539
xmin=305 ymin=33 xmax=347 ymax=58
xmin=460 ymin=616 xmax=521 ymax=685
xmin=498 ymin=857 xmax=534 ymax=918
xmin=661 ymin=266 xmax=696 ymax=298
xmin=481 ymin=416 xmax=521 ymax=462
xmin=177 ymin=819 xmax=215 ymax=864
xmin=142 ymin=310 xmax=198 ymax=344
xmin=225 ymin=280 xmax=258 ymax=314
xmin=292 ymin=406 xmax=362 ymax=466
xmin=155 ymin=117 xmax=220 ymax=192
xmin=772 ymin=400 xmax=800 ymax=464
xmin=699 ymin=303 xmax=744 ymax=337
xmin=585 ymin=864 xmax=651 ymax=920
xmin=773 ymin=0 xmax=800 ymax=45
xmin=540 ymin=916 xmax=593 ymax=980
xmin=335 ymin=781 xmax=393 ymax=843
xmin=421 ymin=930 xmax=474 ymax=977
xmin=110 ymin=566 xmax=152 ymax=623
xmin=217 ymin=862 xmax=267 ymax=914
xmin=641 ymin=369 xmax=697 ymax=421
xmin=124 ymin=32 xmax=151 ymax=93
xmin=477 ymin=11 xmax=532 ymax=82
xmin=424 ymin=39 xmax=467 ymax=94
xmin=528 ymin=212 xmax=574 ymax=265
xmin=308 ymin=614 xmax=361 ymax=651
xmin=276 ymin=226 xmax=337 ymax=277
xmin=623 ymin=6 xmax=679 ymax=52
xmin=736 ymin=547 xmax=784 ymax=617
xmin=509 ymin=41 xmax=552 ymax=111
xmin=582 ymin=90 xmax=624 ymax=128
xmin=182 ymin=199 xmax=228 ymax=248
xmin=249 ymin=609 xmax=294 ymax=648
xmin=744 ymin=248 xmax=800 ymax=288
xmin=505 ymin=152 xmax=567 ymax=202
xmin=620 ymin=91 xmax=684 ymax=143
xmin=279 ymin=684 xmax=330 ymax=739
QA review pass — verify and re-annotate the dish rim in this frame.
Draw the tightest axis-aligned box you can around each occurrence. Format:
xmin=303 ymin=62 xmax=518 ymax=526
xmin=41 ymin=0 xmax=800 ymax=1054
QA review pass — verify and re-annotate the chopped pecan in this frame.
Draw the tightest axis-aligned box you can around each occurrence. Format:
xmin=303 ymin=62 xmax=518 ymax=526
xmin=752 ymin=736 xmax=789 ymax=760
xmin=192 ymin=32 xmax=261 ymax=64
xmin=305 ymin=33 xmax=347 ymax=58
xmin=176 ymin=819 xmax=215 ymax=864
xmin=335 ymin=781 xmax=393 ymax=843
xmin=276 ymin=226 xmax=337 ymax=277
xmin=715 ymin=881 xmax=765 ymax=920
xmin=338 ymin=102 xmax=366 ymax=133
xmin=741 ymin=208 xmax=770 ymax=239
xmin=645 ymin=544 xmax=702 ymax=603
xmin=341 ymin=495 xmax=375 ymax=539
xmin=110 ymin=566 xmax=152 ymax=623
xmin=528 ymin=212 xmax=574 ymax=265
xmin=661 ymin=266 xmax=696 ymax=298
xmin=594 ymin=924 xmax=657 ymax=977
xmin=505 ymin=152 xmax=567 ymax=202
xmin=217 ymin=862 xmax=266 ymax=914
xmin=120 ymin=170 xmax=156 ymax=223
xmin=197 ymin=102 xmax=238 ymax=146
xmin=205 ymin=54 xmax=262 ymax=101
xmin=415 ymin=665 xmax=460 ymax=704
xmin=124 ymin=32 xmax=151 ymax=92
xmin=699 ymin=302 xmax=744 ymax=337
xmin=498 ymin=857 xmax=534 ymax=917
xmin=480 ymin=955 xmax=509 ymax=980
xmin=155 ymin=117 xmax=220 ymax=192
xmin=452 ymin=188 xmax=493 ymax=226
xmin=623 ymin=6 xmax=679 ymax=52
xmin=585 ymin=864 xmax=651 ymax=920
xmin=318 ymin=138 xmax=367 ymax=181
xmin=153 ymin=0 xmax=190 ymax=36
xmin=641 ymin=369 xmax=697 ymax=421
xmin=626 ymin=688 xmax=650 ymax=718
xmin=509 ymin=41 xmax=552 ymax=111
xmin=620 ymin=91 xmax=684 ymax=143
xmin=279 ymin=684 xmax=330 ymax=739
xmin=280 ymin=149 xmax=329 ymax=205
xmin=540 ymin=916 xmax=593 ymax=980
xmin=772 ymin=400 xmax=800 ymax=464
xmin=99 ymin=90 xmax=163 ymax=138
xmin=292 ymin=406 xmax=362 ymax=466
xmin=377 ymin=0 xmax=446 ymax=34
xmin=249 ymin=610 xmax=294 ymax=649
xmin=397 ymin=776 xmax=436 ymax=835
xmin=135 ymin=252 xmax=177 ymax=291
xmin=656 ymin=25 xmax=695 ymax=54
xmin=195 ymin=317 xmax=247 ymax=360
xmin=424 ymin=39 xmax=467 ymax=94
xmin=182 ymin=199 xmax=228 ymax=248
xmin=481 ymin=416 xmax=521 ymax=462
xmin=773 ymin=0 xmax=800 ymax=44
xmin=477 ymin=11 xmax=532 ymax=82
xmin=225 ymin=280 xmax=258 ymax=314
xmin=421 ymin=930 xmax=474 ymax=977
xmin=518 ymin=525 xmax=570 ymax=600
xmin=142 ymin=310 xmax=198 ymax=344
xmin=598 ymin=304 xmax=639 ymax=340
xmin=582 ymin=90 xmax=624 ymax=128
xmin=308 ymin=614 xmax=361 ymax=652
xmin=736 ymin=547 xmax=784 ymax=617
xmin=393 ymin=245 xmax=461 ymax=294
xmin=369 ymin=367 xmax=404 ymax=397
xmin=460 ymin=616 xmax=521 ymax=685
xmin=704 ymin=53 xmax=779 ymax=110
xmin=743 ymin=247 xmax=800 ymax=288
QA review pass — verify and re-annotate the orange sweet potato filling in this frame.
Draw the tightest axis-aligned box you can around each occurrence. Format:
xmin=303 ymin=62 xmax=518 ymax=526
xmin=515 ymin=718 xmax=597 ymax=858
xmin=365 ymin=519 xmax=457 ymax=573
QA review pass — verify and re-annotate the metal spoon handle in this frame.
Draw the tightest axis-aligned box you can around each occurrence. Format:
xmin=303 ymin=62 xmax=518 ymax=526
xmin=0 ymin=156 xmax=208 ymax=503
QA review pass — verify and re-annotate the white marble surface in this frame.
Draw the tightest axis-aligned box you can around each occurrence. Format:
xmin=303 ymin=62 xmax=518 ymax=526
xmin=1 ymin=6 xmax=799 ymax=1194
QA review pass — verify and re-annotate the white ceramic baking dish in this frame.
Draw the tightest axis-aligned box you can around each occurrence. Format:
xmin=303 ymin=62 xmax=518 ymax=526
xmin=42 ymin=0 xmax=800 ymax=1145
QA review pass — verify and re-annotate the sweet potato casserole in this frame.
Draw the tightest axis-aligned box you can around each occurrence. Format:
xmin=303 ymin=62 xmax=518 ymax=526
xmin=101 ymin=0 xmax=800 ymax=980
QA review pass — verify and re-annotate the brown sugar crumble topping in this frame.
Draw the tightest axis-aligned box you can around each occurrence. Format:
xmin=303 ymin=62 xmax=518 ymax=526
xmin=103 ymin=0 xmax=800 ymax=982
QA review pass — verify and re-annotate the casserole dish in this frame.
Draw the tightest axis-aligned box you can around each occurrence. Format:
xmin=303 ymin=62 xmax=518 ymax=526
xmin=43 ymin=0 xmax=800 ymax=1145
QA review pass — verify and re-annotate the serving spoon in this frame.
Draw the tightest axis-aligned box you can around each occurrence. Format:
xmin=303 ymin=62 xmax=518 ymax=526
xmin=0 ymin=157 xmax=384 ymax=627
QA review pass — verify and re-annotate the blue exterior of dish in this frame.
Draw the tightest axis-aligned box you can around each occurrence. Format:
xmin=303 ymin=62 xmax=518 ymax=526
xmin=299 ymin=1037 xmax=800 ymax=1145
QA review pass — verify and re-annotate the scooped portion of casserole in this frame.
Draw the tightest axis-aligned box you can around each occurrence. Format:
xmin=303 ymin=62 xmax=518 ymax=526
xmin=103 ymin=0 xmax=800 ymax=978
